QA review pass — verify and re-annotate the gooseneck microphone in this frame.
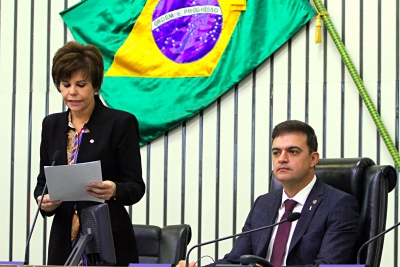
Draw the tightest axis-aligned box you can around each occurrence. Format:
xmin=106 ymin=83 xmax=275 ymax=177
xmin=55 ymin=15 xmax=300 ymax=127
xmin=185 ymin=212 xmax=301 ymax=267
xmin=357 ymin=220 xmax=400 ymax=264
xmin=24 ymin=150 xmax=60 ymax=265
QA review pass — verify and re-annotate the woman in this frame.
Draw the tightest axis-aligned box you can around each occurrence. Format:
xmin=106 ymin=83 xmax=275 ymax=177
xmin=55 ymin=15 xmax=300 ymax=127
xmin=34 ymin=41 xmax=145 ymax=266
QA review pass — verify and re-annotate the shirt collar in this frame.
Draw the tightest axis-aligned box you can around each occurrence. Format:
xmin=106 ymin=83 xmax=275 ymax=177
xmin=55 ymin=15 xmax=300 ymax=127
xmin=281 ymin=175 xmax=316 ymax=206
xmin=67 ymin=111 xmax=90 ymax=132
xmin=67 ymin=112 xmax=74 ymax=129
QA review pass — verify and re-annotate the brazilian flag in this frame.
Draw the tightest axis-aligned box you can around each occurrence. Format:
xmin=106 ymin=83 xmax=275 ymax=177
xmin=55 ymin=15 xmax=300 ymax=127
xmin=61 ymin=0 xmax=315 ymax=146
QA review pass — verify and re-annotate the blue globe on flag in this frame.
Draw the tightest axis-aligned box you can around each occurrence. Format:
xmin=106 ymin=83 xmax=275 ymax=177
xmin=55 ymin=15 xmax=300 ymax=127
xmin=152 ymin=0 xmax=223 ymax=63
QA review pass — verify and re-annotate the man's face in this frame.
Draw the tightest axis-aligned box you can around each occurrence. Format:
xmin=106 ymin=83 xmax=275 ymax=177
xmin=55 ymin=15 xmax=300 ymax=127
xmin=272 ymin=132 xmax=319 ymax=187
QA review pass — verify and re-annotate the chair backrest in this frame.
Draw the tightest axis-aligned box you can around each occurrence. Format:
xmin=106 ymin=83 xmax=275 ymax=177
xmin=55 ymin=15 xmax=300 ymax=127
xmin=269 ymin=158 xmax=397 ymax=267
xmin=133 ymin=224 xmax=192 ymax=264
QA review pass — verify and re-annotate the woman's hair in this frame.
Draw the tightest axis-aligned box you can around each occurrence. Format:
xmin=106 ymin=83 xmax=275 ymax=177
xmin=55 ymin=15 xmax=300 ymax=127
xmin=52 ymin=41 xmax=104 ymax=92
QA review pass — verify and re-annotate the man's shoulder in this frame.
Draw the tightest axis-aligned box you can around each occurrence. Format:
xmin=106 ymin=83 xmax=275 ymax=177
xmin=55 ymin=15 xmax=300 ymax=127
xmin=254 ymin=189 xmax=281 ymax=203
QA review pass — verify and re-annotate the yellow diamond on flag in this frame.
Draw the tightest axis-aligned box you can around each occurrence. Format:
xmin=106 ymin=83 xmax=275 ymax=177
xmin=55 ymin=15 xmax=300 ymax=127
xmin=105 ymin=0 xmax=242 ymax=78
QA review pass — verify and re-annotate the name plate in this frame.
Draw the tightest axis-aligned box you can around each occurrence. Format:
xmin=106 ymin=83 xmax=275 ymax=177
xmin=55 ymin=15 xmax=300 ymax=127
xmin=0 ymin=261 xmax=24 ymax=265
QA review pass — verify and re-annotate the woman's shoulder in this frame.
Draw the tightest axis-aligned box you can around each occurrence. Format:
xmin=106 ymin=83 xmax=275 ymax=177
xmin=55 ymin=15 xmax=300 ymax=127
xmin=40 ymin=111 xmax=69 ymax=136
xmin=99 ymin=103 xmax=138 ymax=123
xmin=103 ymin=106 xmax=137 ymax=123
xmin=99 ymin=107 xmax=140 ymax=136
xmin=95 ymin=97 xmax=135 ymax=119
xmin=42 ymin=111 xmax=67 ymax=124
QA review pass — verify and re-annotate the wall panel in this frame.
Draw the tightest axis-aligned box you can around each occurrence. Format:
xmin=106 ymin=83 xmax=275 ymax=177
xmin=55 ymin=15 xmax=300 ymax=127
xmin=325 ymin=84 xmax=342 ymax=158
xmin=253 ymin=61 xmax=272 ymax=199
xmin=343 ymin=82 xmax=361 ymax=157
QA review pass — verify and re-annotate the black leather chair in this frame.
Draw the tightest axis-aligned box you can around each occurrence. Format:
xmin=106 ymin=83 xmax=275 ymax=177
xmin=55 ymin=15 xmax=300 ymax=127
xmin=133 ymin=224 xmax=192 ymax=264
xmin=269 ymin=158 xmax=397 ymax=267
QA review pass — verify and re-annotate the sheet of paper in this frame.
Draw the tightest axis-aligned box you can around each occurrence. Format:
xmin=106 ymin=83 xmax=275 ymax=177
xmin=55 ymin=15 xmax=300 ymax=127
xmin=44 ymin=160 xmax=104 ymax=203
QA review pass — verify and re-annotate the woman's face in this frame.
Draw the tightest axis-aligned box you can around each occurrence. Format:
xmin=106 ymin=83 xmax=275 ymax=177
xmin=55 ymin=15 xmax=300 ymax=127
xmin=60 ymin=71 xmax=96 ymax=116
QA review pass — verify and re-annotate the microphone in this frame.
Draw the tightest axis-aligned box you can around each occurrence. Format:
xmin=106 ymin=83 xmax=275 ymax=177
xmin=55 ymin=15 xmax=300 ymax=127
xmin=24 ymin=150 xmax=60 ymax=265
xmin=185 ymin=212 xmax=301 ymax=267
xmin=357 ymin=220 xmax=400 ymax=264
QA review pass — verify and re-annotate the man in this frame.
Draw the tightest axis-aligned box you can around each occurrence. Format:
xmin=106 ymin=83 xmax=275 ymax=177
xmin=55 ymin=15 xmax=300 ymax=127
xmin=179 ymin=120 xmax=359 ymax=267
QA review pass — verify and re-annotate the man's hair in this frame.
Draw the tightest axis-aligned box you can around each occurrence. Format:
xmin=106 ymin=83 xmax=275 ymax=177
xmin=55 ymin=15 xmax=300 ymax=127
xmin=52 ymin=41 xmax=104 ymax=92
xmin=272 ymin=120 xmax=318 ymax=153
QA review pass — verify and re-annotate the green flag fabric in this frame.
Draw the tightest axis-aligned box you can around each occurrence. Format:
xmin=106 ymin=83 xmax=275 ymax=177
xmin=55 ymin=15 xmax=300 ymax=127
xmin=61 ymin=0 xmax=315 ymax=146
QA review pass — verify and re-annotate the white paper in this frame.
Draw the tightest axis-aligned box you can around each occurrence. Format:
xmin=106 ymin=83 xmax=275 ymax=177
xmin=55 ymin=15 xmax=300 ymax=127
xmin=44 ymin=160 xmax=104 ymax=203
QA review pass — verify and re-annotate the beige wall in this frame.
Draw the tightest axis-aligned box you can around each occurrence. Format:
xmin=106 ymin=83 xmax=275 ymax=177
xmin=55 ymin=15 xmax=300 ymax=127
xmin=0 ymin=0 xmax=398 ymax=266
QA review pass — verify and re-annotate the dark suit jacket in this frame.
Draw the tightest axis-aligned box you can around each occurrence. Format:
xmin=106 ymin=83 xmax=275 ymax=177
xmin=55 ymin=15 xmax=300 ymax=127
xmin=213 ymin=178 xmax=359 ymax=267
xmin=34 ymin=96 xmax=145 ymax=266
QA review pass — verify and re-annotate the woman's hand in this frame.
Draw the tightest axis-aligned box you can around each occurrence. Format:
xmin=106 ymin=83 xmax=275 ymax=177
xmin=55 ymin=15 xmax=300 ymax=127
xmin=37 ymin=194 xmax=62 ymax=212
xmin=86 ymin=180 xmax=117 ymax=200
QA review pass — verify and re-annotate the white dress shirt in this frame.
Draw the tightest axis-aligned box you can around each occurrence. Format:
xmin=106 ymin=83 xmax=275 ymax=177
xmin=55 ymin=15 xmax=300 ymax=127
xmin=266 ymin=175 xmax=316 ymax=266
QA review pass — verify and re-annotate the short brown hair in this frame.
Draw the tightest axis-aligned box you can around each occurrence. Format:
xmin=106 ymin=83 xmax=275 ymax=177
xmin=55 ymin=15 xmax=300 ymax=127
xmin=272 ymin=120 xmax=318 ymax=153
xmin=52 ymin=41 xmax=104 ymax=92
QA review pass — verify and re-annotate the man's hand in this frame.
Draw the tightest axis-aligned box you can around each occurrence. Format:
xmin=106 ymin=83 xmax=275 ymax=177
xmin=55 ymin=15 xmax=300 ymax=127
xmin=176 ymin=260 xmax=196 ymax=267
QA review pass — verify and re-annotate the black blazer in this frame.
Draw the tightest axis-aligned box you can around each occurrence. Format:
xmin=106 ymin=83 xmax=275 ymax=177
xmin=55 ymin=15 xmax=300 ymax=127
xmin=34 ymin=96 xmax=145 ymax=266
xmin=213 ymin=178 xmax=359 ymax=267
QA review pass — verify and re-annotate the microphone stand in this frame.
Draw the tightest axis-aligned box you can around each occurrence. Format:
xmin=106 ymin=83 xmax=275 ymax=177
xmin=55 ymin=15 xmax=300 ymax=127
xmin=185 ymin=212 xmax=301 ymax=267
xmin=357 ymin=221 xmax=400 ymax=264
xmin=24 ymin=150 xmax=60 ymax=265
xmin=23 ymin=185 xmax=49 ymax=265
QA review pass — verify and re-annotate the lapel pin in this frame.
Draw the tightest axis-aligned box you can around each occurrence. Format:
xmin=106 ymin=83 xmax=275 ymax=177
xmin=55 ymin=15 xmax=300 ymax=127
xmin=90 ymin=139 xmax=94 ymax=143
xmin=310 ymin=200 xmax=318 ymax=210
